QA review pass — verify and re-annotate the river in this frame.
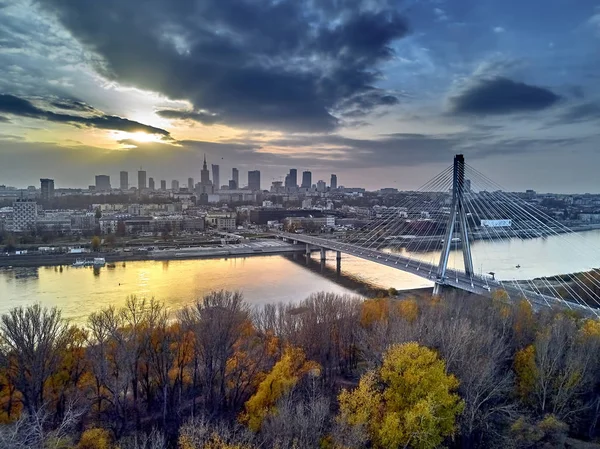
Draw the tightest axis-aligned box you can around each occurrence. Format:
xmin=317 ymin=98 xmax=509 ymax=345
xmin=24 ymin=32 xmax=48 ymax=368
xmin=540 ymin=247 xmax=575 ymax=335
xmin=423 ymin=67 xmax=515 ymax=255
xmin=2 ymin=230 xmax=600 ymax=323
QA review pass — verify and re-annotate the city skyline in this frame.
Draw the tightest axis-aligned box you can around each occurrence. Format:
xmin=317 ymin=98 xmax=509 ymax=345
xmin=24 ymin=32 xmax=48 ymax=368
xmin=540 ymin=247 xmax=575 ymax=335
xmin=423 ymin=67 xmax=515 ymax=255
xmin=0 ymin=1 xmax=599 ymax=192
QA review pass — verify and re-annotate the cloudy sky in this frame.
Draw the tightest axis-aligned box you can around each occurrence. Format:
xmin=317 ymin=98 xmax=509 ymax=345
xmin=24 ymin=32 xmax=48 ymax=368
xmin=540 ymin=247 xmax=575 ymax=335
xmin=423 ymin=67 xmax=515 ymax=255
xmin=0 ymin=0 xmax=599 ymax=192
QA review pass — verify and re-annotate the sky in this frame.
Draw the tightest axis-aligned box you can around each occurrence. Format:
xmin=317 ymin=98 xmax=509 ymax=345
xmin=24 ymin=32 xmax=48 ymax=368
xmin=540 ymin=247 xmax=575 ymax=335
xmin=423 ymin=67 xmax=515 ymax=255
xmin=0 ymin=0 xmax=599 ymax=192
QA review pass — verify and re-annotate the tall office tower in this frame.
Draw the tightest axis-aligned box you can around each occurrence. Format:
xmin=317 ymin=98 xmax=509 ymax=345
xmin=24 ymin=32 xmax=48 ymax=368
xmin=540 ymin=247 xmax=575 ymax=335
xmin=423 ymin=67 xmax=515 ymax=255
xmin=212 ymin=164 xmax=220 ymax=191
xmin=40 ymin=178 xmax=55 ymax=200
xmin=301 ymin=171 xmax=312 ymax=189
xmin=285 ymin=169 xmax=297 ymax=189
xmin=171 ymin=180 xmax=179 ymax=191
xmin=95 ymin=175 xmax=111 ymax=191
xmin=201 ymin=155 xmax=211 ymax=184
xmin=330 ymin=174 xmax=337 ymax=190
xmin=120 ymin=171 xmax=128 ymax=190
xmin=138 ymin=170 xmax=147 ymax=191
xmin=248 ymin=170 xmax=261 ymax=191
xmin=232 ymin=168 xmax=239 ymax=189
xmin=160 ymin=180 xmax=166 ymax=191
xmin=316 ymin=180 xmax=326 ymax=192
xmin=188 ymin=177 xmax=194 ymax=191
xmin=148 ymin=177 xmax=155 ymax=190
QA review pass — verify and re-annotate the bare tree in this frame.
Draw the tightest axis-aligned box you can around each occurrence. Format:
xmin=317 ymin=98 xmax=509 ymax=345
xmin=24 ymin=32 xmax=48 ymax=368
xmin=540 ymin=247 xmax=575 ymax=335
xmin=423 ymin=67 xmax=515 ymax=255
xmin=0 ymin=305 xmax=70 ymax=417
xmin=0 ymin=398 xmax=84 ymax=449
xmin=179 ymin=290 xmax=250 ymax=412
xmin=260 ymin=383 xmax=330 ymax=449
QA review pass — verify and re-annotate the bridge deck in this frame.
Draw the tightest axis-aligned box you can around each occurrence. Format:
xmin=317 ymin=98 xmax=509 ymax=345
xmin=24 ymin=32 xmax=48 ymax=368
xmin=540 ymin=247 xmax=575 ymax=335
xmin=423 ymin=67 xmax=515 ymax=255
xmin=274 ymin=232 xmax=594 ymax=314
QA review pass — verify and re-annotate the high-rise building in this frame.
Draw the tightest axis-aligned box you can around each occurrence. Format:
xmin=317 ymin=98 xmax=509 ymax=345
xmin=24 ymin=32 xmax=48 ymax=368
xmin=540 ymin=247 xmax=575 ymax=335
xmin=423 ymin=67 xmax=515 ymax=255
xmin=40 ymin=178 xmax=55 ymax=200
xmin=317 ymin=180 xmax=326 ymax=192
xmin=248 ymin=170 xmax=261 ymax=191
xmin=171 ymin=180 xmax=179 ymax=191
xmin=138 ymin=170 xmax=147 ymax=191
xmin=212 ymin=164 xmax=220 ymax=191
xmin=285 ymin=169 xmax=298 ymax=190
xmin=160 ymin=180 xmax=166 ymax=191
xmin=188 ymin=177 xmax=194 ymax=191
xmin=201 ymin=155 xmax=211 ymax=184
xmin=149 ymin=177 xmax=155 ymax=190
xmin=95 ymin=175 xmax=111 ymax=191
xmin=330 ymin=174 xmax=337 ymax=190
xmin=198 ymin=155 xmax=213 ymax=193
xmin=228 ymin=180 xmax=237 ymax=190
xmin=120 ymin=171 xmax=129 ymax=190
xmin=232 ymin=168 xmax=239 ymax=189
xmin=11 ymin=200 xmax=38 ymax=232
xmin=301 ymin=171 xmax=312 ymax=189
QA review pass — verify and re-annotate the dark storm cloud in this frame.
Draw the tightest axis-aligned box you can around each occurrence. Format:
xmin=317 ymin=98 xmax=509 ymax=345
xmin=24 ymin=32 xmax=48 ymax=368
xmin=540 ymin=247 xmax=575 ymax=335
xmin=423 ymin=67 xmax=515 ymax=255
xmin=156 ymin=109 xmax=221 ymax=126
xmin=449 ymin=77 xmax=561 ymax=115
xmin=0 ymin=94 xmax=171 ymax=136
xmin=38 ymin=0 xmax=408 ymax=132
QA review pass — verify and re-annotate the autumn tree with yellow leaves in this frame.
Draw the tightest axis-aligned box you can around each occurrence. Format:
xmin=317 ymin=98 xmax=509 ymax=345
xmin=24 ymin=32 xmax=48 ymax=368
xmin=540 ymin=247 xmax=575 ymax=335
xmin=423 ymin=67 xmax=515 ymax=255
xmin=338 ymin=342 xmax=464 ymax=449
xmin=240 ymin=346 xmax=319 ymax=432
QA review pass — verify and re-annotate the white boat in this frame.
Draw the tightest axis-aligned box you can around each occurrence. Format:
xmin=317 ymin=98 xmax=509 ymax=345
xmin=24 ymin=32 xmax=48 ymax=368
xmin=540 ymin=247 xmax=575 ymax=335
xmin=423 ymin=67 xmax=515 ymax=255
xmin=72 ymin=259 xmax=86 ymax=267
xmin=93 ymin=257 xmax=106 ymax=267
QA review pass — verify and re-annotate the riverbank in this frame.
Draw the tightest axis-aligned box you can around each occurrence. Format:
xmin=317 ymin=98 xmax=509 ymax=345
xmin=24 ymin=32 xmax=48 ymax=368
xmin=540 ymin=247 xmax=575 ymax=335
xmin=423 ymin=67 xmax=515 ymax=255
xmin=0 ymin=241 xmax=307 ymax=268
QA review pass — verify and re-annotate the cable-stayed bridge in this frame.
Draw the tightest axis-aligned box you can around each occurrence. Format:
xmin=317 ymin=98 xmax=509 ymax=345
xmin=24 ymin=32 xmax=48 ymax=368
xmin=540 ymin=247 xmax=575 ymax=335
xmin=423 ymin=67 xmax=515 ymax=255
xmin=274 ymin=155 xmax=600 ymax=317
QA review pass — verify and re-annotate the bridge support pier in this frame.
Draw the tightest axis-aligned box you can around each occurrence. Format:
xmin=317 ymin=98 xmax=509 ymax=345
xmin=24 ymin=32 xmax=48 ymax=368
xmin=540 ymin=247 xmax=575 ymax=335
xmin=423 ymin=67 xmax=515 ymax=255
xmin=305 ymin=243 xmax=310 ymax=255
xmin=336 ymin=251 xmax=342 ymax=274
xmin=320 ymin=247 xmax=326 ymax=262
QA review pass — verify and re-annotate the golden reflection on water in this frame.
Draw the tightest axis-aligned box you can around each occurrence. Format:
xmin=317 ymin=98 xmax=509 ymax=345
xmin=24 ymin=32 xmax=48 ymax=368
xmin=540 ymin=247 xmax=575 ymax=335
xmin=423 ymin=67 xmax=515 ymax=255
xmin=0 ymin=256 xmax=373 ymax=324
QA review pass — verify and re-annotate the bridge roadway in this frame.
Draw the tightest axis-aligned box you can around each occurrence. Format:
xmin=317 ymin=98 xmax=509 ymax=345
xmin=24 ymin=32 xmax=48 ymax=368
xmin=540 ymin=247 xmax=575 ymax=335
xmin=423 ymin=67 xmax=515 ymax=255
xmin=274 ymin=232 xmax=595 ymax=314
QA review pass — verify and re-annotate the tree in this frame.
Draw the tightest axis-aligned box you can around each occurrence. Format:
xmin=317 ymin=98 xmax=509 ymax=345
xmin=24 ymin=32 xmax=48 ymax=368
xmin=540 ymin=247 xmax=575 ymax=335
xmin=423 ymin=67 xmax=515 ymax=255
xmin=179 ymin=291 xmax=251 ymax=413
xmin=116 ymin=221 xmax=127 ymax=237
xmin=337 ymin=342 xmax=464 ymax=449
xmin=0 ymin=305 xmax=70 ymax=416
xmin=76 ymin=427 xmax=113 ymax=449
xmin=105 ymin=234 xmax=117 ymax=248
xmin=95 ymin=208 xmax=102 ymax=220
xmin=514 ymin=315 xmax=599 ymax=421
xmin=91 ymin=236 xmax=101 ymax=252
xmin=240 ymin=346 xmax=319 ymax=432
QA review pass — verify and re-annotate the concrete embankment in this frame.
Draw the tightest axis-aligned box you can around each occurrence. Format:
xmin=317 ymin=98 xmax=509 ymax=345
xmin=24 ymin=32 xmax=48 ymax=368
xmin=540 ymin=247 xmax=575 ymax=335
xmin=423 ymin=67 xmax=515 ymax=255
xmin=0 ymin=243 xmax=306 ymax=268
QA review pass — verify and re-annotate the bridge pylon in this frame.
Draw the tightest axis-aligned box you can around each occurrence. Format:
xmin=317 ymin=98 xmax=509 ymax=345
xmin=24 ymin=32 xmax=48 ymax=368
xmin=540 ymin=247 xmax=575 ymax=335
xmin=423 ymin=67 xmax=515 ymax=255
xmin=433 ymin=154 xmax=474 ymax=295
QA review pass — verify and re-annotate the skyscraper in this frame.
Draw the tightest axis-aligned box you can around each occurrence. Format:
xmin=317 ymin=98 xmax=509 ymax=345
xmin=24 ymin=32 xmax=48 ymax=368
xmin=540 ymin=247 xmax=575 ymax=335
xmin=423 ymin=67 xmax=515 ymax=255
xmin=212 ymin=164 xmax=220 ymax=191
xmin=232 ymin=168 xmax=239 ymax=189
xmin=171 ymin=180 xmax=179 ymax=191
xmin=160 ymin=180 xmax=166 ymax=191
xmin=317 ymin=180 xmax=326 ymax=192
xmin=149 ymin=177 xmax=155 ymax=190
xmin=95 ymin=175 xmax=111 ymax=191
xmin=40 ymin=178 xmax=55 ymax=200
xmin=138 ymin=170 xmax=147 ymax=191
xmin=248 ymin=170 xmax=261 ymax=191
xmin=330 ymin=174 xmax=337 ymax=190
xmin=201 ymin=155 xmax=210 ymax=185
xmin=188 ymin=177 xmax=194 ymax=191
xmin=301 ymin=171 xmax=312 ymax=189
xmin=285 ymin=169 xmax=298 ymax=190
xmin=120 ymin=171 xmax=128 ymax=190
